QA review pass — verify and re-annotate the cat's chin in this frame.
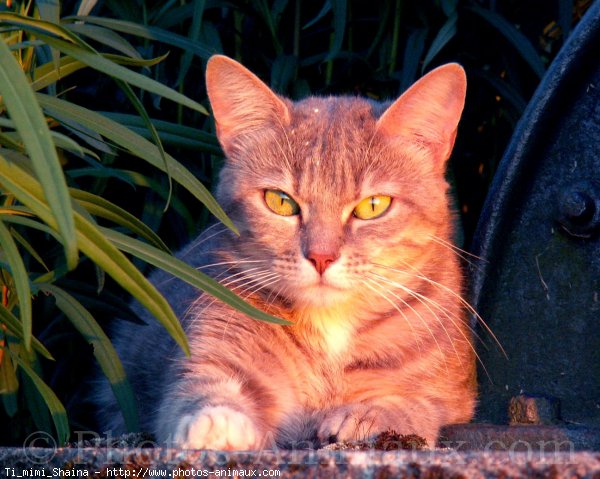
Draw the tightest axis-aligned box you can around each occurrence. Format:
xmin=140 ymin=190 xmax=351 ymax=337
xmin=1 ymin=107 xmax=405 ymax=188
xmin=293 ymin=283 xmax=353 ymax=308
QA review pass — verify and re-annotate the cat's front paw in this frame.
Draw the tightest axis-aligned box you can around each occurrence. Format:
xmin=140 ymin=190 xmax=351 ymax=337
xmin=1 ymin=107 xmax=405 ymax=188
xmin=318 ymin=404 xmax=385 ymax=444
xmin=173 ymin=406 xmax=259 ymax=450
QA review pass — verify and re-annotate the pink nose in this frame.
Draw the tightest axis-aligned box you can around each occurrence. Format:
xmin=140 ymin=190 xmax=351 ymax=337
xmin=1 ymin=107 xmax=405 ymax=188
xmin=307 ymin=252 xmax=338 ymax=275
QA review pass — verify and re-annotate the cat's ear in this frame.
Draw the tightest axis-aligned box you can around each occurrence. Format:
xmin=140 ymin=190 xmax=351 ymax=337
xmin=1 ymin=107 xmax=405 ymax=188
xmin=376 ymin=63 xmax=466 ymax=167
xmin=206 ymin=55 xmax=291 ymax=155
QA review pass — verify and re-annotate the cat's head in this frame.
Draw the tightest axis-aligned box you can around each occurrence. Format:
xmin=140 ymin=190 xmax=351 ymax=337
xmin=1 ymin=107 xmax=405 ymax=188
xmin=205 ymin=55 xmax=466 ymax=312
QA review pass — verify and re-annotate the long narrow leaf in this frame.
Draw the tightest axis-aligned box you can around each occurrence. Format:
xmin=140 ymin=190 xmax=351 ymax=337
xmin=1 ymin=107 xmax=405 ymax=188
xmin=400 ymin=28 xmax=428 ymax=93
xmin=40 ymin=284 xmax=139 ymax=432
xmin=303 ymin=1 xmax=331 ymax=29
xmin=31 ymin=53 xmax=165 ymax=91
xmin=0 ymin=304 xmax=53 ymax=358
xmin=64 ymin=23 xmax=142 ymax=59
xmin=37 ymin=94 xmax=236 ymax=234
xmin=0 ymin=38 xmax=78 ymax=270
xmin=422 ymin=12 xmax=457 ymax=71
xmin=114 ymin=79 xmax=173 ymax=209
xmin=8 ymin=227 xmax=50 ymax=272
xmin=33 ymin=33 xmax=208 ymax=115
xmin=70 ymin=188 xmax=170 ymax=252
xmin=468 ymin=5 xmax=546 ymax=78
xmin=103 ymin=228 xmax=291 ymax=326
xmin=9 ymin=350 xmax=69 ymax=445
xmin=176 ymin=0 xmax=206 ymax=87
xmin=0 ymin=155 xmax=190 ymax=355
xmin=0 ymin=12 xmax=89 ymax=47
xmin=64 ymin=15 xmax=214 ymax=60
xmin=327 ymin=0 xmax=347 ymax=61
xmin=0 ymin=350 xmax=19 ymax=417
xmin=0 ymin=220 xmax=32 ymax=351
xmin=100 ymin=112 xmax=220 ymax=146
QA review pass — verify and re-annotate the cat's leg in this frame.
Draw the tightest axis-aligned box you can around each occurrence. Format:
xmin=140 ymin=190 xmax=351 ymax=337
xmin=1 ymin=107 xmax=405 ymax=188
xmin=154 ymin=375 xmax=266 ymax=450
xmin=173 ymin=405 xmax=258 ymax=450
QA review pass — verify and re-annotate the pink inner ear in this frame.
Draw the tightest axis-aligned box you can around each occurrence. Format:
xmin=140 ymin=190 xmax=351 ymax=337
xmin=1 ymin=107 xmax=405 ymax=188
xmin=205 ymin=55 xmax=290 ymax=153
xmin=376 ymin=63 xmax=467 ymax=157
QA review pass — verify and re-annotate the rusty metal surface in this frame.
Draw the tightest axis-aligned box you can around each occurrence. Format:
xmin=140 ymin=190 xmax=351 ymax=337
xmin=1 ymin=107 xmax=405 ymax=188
xmin=469 ymin=1 xmax=600 ymax=426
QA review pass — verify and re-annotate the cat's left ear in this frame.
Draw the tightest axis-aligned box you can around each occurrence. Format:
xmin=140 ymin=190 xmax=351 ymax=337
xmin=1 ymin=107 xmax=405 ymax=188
xmin=376 ymin=63 xmax=466 ymax=168
xmin=206 ymin=55 xmax=291 ymax=156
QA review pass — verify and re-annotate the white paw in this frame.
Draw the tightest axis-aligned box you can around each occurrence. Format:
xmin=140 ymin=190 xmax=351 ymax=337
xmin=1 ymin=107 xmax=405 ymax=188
xmin=173 ymin=406 xmax=259 ymax=450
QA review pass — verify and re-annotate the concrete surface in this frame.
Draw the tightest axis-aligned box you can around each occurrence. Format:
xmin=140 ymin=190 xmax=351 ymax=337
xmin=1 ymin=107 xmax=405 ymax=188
xmin=3 ymin=425 xmax=600 ymax=477
xmin=2 ymin=446 xmax=600 ymax=478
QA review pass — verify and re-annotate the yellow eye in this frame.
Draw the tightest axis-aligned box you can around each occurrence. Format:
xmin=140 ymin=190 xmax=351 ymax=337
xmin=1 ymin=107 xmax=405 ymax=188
xmin=353 ymin=195 xmax=392 ymax=220
xmin=264 ymin=189 xmax=300 ymax=216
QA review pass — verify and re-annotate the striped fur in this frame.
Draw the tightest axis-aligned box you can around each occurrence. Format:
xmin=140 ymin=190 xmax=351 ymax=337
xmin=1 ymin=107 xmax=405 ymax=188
xmin=96 ymin=55 xmax=476 ymax=450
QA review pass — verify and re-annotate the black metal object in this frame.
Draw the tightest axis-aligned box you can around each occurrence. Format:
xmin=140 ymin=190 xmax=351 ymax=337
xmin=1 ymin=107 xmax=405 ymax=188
xmin=470 ymin=0 xmax=600 ymax=428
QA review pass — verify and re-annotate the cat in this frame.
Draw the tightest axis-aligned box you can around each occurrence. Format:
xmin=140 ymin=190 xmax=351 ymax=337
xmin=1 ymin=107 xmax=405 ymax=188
xmin=96 ymin=54 xmax=477 ymax=450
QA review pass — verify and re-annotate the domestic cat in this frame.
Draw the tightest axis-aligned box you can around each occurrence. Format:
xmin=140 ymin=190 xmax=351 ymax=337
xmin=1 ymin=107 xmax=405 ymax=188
xmin=96 ymin=54 xmax=476 ymax=450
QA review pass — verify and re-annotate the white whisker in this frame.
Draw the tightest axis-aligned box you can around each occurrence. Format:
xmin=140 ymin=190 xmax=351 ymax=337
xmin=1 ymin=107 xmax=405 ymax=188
xmin=428 ymin=234 xmax=487 ymax=268
xmin=375 ymin=261 xmax=506 ymax=359
xmin=360 ymin=279 xmax=424 ymax=354
xmin=219 ymin=268 xmax=271 ymax=287
xmin=369 ymin=272 xmax=464 ymax=368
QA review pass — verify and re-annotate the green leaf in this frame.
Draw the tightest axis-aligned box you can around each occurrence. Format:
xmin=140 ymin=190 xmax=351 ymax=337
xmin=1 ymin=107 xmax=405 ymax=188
xmin=103 ymin=228 xmax=292 ymax=326
xmin=400 ymin=28 xmax=428 ymax=93
xmin=176 ymin=0 xmax=206 ymax=87
xmin=64 ymin=15 xmax=214 ymax=61
xmin=0 ymin=12 xmax=89 ymax=47
xmin=271 ymin=54 xmax=298 ymax=94
xmin=0 ymin=155 xmax=190 ymax=356
xmin=38 ymin=94 xmax=236 ymax=234
xmin=0 ymin=219 xmax=32 ymax=351
xmin=9 ymin=350 xmax=69 ymax=445
xmin=36 ymin=0 xmax=61 ymax=25
xmin=70 ymin=188 xmax=170 ymax=252
xmin=0 ymin=304 xmax=54 ymax=361
xmin=303 ymin=1 xmax=331 ymax=29
xmin=0 ymin=209 xmax=62 ymax=242
xmin=0 ymin=348 xmax=19 ymax=417
xmin=77 ymin=0 xmax=99 ymax=16
xmin=441 ymin=0 xmax=458 ymax=17
xmin=37 ymin=0 xmax=61 ymax=74
xmin=113 ymin=79 xmax=173 ymax=210
xmin=100 ymin=113 xmax=220 ymax=147
xmin=22 ymin=368 xmax=53 ymax=438
xmin=0 ymin=37 xmax=78 ymax=270
xmin=66 ymin=169 xmax=195 ymax=227
xmin=422 ymin=12 xmax=457 ymax=71
xmin=8 ymin=226 xmax=50 ymax=272
xmin=33 ymin=33 xmax=208 ymax=116
xmin=50 ymin=131 xmax=98 ymax=160
xmin=40 ymin=284 xmax=139 ymax=432
xmin=468 ymin=5 xmax=545 ymax=79
xmin=32 ymin=53 xmax=154 ymax=92
xmin=327 ymin=0 xmax=347 ymax=61
xmin=255 ymin=0 xmax=283 ymax=55
xmin=64 ymin=23 xmax=142 ymax=59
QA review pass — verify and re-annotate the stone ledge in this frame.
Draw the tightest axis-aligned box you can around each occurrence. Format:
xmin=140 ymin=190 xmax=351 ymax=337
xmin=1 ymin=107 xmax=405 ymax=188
xmin=4 ymin=425 xmax=600 ymax=478
xmin=2 ymin=447 xmax=600 ymax=478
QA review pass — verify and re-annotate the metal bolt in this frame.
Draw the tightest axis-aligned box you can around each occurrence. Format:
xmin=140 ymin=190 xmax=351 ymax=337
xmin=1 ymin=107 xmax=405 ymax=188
xmin=556 ymin=180 xmax=600 ymax=237
xmin=559 ymin=191 xmax=594 ymax=223
xmin=509 ymin=395 xmax=561 ymax=425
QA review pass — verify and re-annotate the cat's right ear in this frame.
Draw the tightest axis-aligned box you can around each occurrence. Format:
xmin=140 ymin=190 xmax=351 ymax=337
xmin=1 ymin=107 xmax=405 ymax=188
xmin=376 ymin=63 xmax=467 ymax=170
xmin=206 ymin=55 xmax=291 ymax=156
